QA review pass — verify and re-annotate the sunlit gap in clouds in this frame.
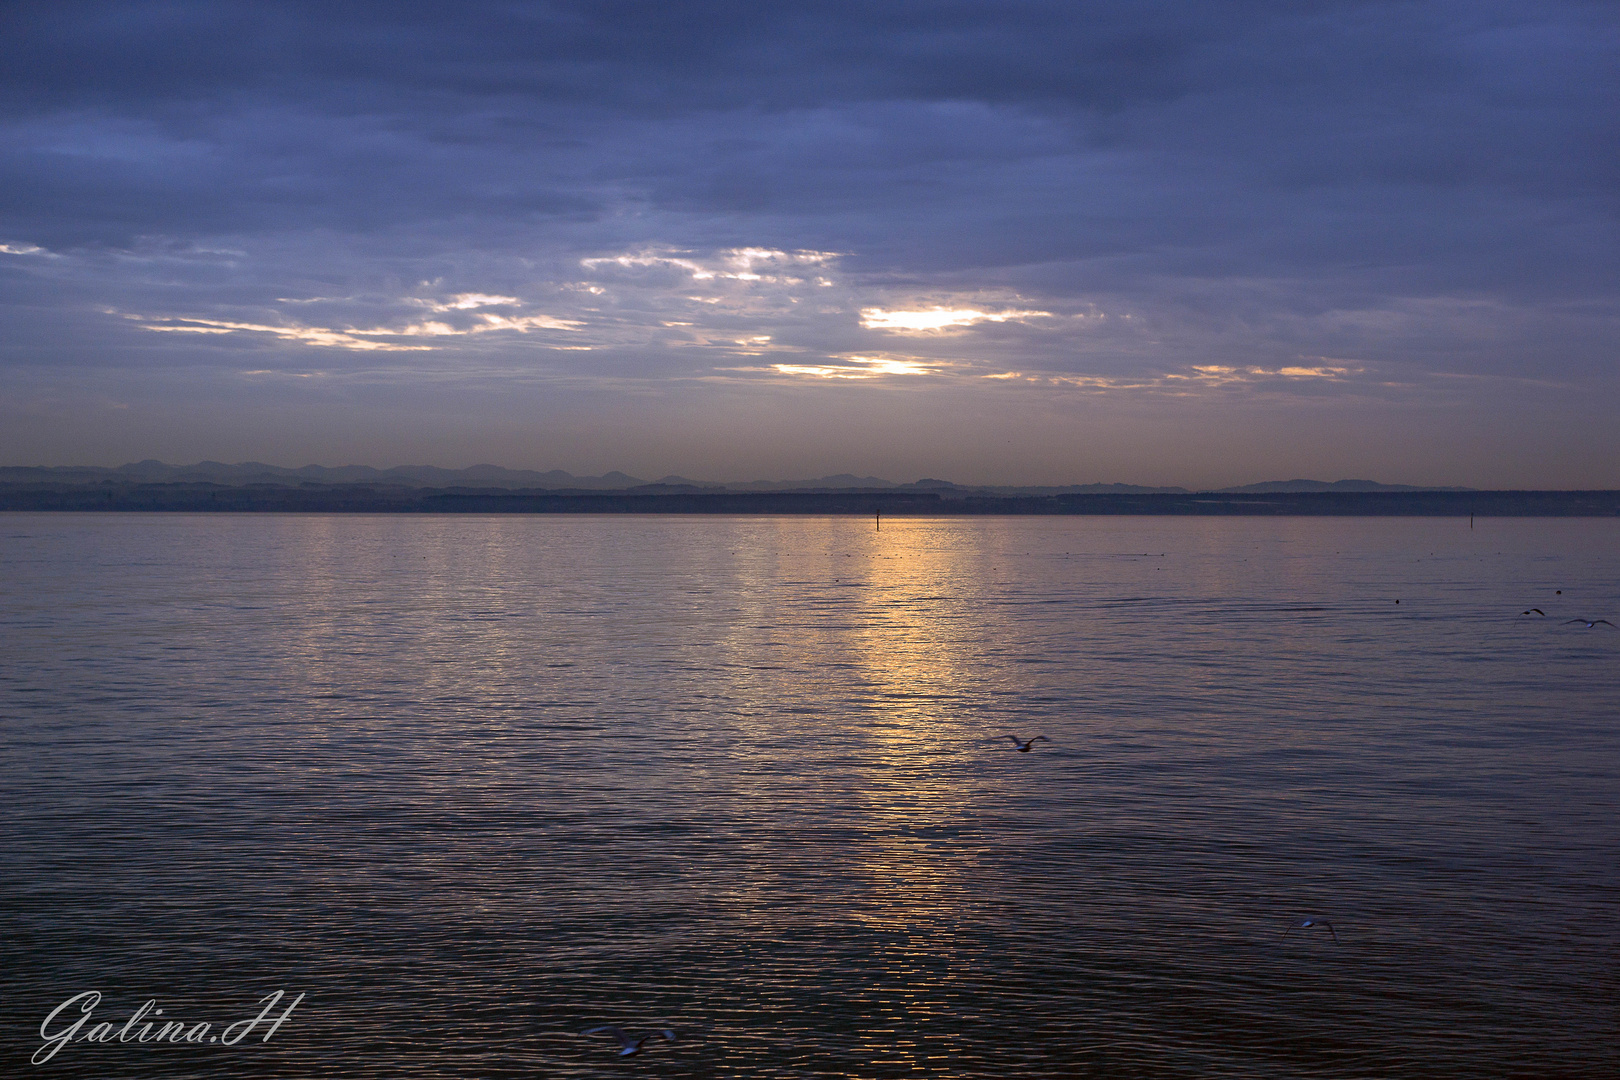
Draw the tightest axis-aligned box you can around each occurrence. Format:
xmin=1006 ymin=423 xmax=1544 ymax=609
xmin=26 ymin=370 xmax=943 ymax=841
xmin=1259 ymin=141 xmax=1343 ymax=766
xmin=976 ymin=363 xmax=1361 ymax=393
xmin=860 ymin=306 xmax=1053 ymax=332
xmin=125 ymin=290 xmax=586 ymax=352
xmin=580 ymin=247 xmax=839 ymax=284
xmin=1169 ymin=364 xmax=1356 ymax=384
xmin=415 ymin=294 xmax=520 ymax=311
xmin=132 ymin=317 xmax=436 ymax=352
xmin=770 ymin=355 xmax=941 ymax=380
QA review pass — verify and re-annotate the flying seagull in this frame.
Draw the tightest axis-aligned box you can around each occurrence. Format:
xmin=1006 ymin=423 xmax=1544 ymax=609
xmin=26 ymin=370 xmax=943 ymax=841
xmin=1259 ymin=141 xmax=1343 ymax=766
xmin=1006 ymin=735 xmax=1050 ymax=752
xmin=1565 ymin=619 xmax=1616 ymax=628
xmin=582 ymin=1027 xmax=677 ymax=1056
xmin=1283 ymin=918 xmax=1338 ymax=942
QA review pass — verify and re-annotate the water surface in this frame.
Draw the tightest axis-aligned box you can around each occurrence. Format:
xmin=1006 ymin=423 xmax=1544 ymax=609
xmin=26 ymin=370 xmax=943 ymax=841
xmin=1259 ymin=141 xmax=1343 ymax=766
xmin=2 ymin=514 xmax=1617 ymax=1077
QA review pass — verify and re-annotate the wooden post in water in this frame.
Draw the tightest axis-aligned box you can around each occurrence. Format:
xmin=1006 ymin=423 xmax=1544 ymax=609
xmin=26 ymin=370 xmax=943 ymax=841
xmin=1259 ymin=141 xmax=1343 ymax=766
xmin=876 ymin=509 xmax=881 ymax=531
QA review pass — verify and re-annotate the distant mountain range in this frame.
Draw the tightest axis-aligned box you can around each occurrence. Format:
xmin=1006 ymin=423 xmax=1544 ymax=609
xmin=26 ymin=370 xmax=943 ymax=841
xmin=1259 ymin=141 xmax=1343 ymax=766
xmin=0 ymin=461 xmax=1475 ymax=494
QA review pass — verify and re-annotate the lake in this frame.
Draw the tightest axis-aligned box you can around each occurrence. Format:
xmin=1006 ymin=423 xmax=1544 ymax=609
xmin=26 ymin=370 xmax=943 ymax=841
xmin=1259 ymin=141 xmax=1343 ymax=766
xmin=2 ymin=513 xmax=1616 ymax=1077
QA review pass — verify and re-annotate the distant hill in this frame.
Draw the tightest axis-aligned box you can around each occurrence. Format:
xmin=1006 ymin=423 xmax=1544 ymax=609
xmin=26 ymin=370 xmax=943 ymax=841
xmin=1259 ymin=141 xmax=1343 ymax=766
xmin=1216 ymin=479 xmax=1474 ymax=493
xmin=725 ymin=474 xmax=897 ymax=491
xmin=958 ymin=482 xmax=1189 ymax=495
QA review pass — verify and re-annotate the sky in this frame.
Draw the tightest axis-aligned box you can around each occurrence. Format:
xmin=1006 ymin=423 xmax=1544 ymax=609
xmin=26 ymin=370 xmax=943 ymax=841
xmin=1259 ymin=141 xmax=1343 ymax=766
xmin=1 ymin=1 xmax=1616 ymax=488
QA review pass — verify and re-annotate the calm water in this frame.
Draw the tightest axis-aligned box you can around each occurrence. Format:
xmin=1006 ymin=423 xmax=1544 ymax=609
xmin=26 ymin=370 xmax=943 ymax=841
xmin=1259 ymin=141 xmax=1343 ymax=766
xmin=2 ymin=513 xmax=1617 ymax=1078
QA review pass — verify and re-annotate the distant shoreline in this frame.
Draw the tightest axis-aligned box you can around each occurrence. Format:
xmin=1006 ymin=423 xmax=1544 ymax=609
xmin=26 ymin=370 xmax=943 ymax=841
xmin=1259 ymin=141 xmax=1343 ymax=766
xmin=2 ymin=484 xmax=1616 ymax=516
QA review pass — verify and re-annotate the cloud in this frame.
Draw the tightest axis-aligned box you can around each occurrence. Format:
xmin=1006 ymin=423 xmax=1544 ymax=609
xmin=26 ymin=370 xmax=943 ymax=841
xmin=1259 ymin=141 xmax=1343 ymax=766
xmin=580 ymin=248 xmax=838 ymax=284
xmin=418 ymin=293 xmax=521 ymax=311
xmin=859 ymin=306 xmax=1054 ymax=332
xmin=467 ymin=313 xmax=584 ymax=332
xmin=1167 ymin=365 xmax=1356 ymax=385
xmin=134 ymin=317 xmax=433 ymax=352
xmin=767 ymin=354 xmax=943 ymax=380
xmin=121 ymin=293 xmax=586 ymax=352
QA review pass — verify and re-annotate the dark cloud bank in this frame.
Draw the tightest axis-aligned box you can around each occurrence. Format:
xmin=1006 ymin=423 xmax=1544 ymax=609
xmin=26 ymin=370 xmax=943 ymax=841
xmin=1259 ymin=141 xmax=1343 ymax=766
xmin=2 ymin=1 xmax=1616 ymax=487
